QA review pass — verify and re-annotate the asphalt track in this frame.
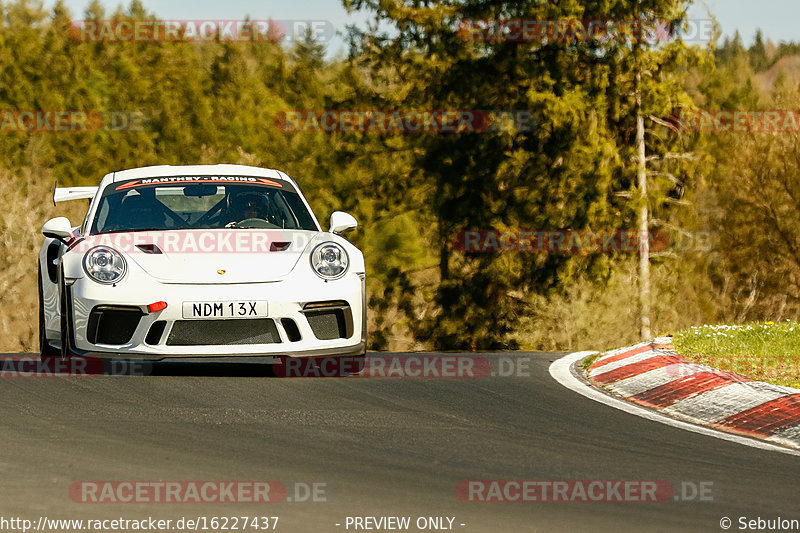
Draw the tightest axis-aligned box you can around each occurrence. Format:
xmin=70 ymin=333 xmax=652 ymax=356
xmin=1 ymin=352 xmax=799 ymax=533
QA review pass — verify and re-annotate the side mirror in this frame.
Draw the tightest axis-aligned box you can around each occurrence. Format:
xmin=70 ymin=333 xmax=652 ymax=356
xmin=329 ymin=211 xmax=358 ymax=235
xmin=42 ymin=217 xmax=73 ymax=242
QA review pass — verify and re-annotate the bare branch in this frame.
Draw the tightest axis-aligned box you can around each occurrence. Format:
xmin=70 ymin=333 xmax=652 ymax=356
xmin=647 ymin=114 xmax=680 ymax=133
xmin=645 ymin=152 xmax=699 ymax=162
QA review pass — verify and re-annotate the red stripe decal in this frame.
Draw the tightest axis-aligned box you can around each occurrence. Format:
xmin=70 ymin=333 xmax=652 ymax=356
xmin=591 ymin=344 xmax=658 ymax=370
xmin=592 ymin=355 xmax=682 ymax=385
xmin=717 ymin=394 xmax=800 ymax=436
xmin=628 ymin=372 xmax=743 ymax=408
xmin=116 ymin=180 xmax=141 ymax=190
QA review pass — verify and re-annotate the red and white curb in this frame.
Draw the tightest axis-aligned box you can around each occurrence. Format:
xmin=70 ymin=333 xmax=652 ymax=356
xmin=550 ymin=341 xmax=800 ymax=456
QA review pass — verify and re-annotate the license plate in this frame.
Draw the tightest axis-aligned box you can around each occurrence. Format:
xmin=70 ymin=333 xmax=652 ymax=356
xmin=182 ymin=301 xmax=268 ymax=319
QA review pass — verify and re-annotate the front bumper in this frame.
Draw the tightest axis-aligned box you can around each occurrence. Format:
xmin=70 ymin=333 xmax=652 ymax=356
xmin=65 ymin=271 xmax=366 ymax=360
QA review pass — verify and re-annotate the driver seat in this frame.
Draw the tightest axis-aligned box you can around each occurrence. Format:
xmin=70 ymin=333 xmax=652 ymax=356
xmin=119 ymin=194 xmax=166 ymax=231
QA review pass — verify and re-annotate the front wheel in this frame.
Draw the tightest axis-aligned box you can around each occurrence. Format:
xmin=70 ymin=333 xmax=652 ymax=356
xmin=313 ymin=353 xmax=366 ymax=377
xmin=38 ymin=266 xmax=59 ymax=357
xmin=58 ymin=270 xmax=73 ymax=360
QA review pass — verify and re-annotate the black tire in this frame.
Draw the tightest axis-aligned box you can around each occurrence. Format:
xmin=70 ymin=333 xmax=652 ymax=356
xmin=38 ymin=266 xmax=59 ymax=357
xmin=59 ymin=271 xmax=71 ymax=360
xmin=314 ymin=353 xmax=366 ymax=377
xmin=349 ymin=352 xmax=367 ymax=376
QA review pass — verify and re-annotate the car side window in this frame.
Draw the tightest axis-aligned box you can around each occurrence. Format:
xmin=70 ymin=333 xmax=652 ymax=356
xmin=94 ymin=198 xmax=111 ymax=232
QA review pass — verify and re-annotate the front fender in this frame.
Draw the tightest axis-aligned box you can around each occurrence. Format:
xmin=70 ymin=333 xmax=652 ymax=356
xmin=60 ymin=245 xmax=86 ymax=280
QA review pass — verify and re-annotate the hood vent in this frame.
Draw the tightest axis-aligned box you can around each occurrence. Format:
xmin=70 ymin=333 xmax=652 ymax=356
xmin=136 ymin=243 xmax=163 ymax=254
xmin=270 ymin=241 xmax=291 ymax=252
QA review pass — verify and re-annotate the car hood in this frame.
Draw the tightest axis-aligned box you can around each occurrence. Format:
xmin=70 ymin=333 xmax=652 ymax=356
xmin=79 ymin=229 xmax=319 ymax=284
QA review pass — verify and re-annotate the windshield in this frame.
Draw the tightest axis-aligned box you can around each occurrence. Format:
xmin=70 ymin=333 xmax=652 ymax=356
xmin=90 ymin=177 xmax=318 ymax=234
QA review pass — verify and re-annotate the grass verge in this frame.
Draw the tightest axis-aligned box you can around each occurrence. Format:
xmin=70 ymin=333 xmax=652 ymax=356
xmin=582 ymin=352 xmax=602 ymax=370
xmin=673 ymin=322 xmax=800 ymax=388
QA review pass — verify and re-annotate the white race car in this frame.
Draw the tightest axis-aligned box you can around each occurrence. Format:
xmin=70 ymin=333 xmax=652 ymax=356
xmin=38 ymin=164 xmax=366 ymax=362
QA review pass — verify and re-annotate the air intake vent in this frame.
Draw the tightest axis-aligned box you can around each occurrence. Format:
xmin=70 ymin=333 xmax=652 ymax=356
xmin=145 ymin=321 xmax=167 ymax=345
xmin=302 ymin=302 xmax=353 ymax=340
xmin=166 ymin=319 xmax=281 ymax=346
xmin=281 ymin=318 xmax=302 ymax=342
xmin=87 ymin=306 xmax=143 ymax=345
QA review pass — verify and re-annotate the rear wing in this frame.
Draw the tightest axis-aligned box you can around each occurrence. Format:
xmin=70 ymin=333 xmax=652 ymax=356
xmin=52 ymin=180 xmax=98 ymax=205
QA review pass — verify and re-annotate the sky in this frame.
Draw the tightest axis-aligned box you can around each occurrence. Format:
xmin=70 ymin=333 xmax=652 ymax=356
xmin=688 ymin=0 xmax=799 ymax=45
xmin=49 ymin=0 xmax=800 ymax=56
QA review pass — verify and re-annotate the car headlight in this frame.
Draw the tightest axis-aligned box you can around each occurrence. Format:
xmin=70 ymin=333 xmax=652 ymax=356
xmin=83 ymin=246 xmax=127 ymax=284
xmin=310 ymin=242 xmax=349 ymax=280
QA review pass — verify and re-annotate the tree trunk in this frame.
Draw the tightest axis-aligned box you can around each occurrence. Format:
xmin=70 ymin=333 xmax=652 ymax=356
xmin=635 ymin=71 xmax=652 ymax=340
